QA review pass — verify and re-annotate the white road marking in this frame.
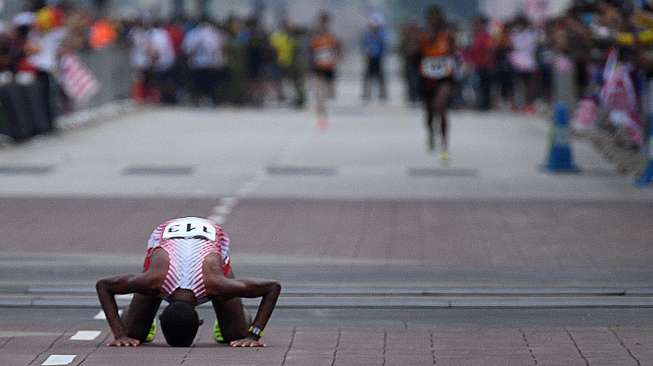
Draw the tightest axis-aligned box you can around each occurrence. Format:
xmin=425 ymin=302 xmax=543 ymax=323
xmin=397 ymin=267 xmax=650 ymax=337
xmin=42 ymin=355 xmax=76 ymax=365
xmin=94 ymin=309 xmax=122 ymax=320
xmin=219 ymin=197 xmax=238 ymax=207
xmin=213 ymin=205 xmax=232 ymax=215
xmin=208 ymin=215 xmax=225 ymax=225
xmin=237 ymin=181 xmax=259 ymax=197
xmin=70 ymin=330 xmax=101 ymax=341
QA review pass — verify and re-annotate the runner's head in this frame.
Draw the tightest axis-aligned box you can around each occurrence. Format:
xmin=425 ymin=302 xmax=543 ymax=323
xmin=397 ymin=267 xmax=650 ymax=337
xmin=159 ymin=301 xmax=201 ymax=347
xmin=473 ymin=16 xmax=489 ymax=33
xmin=426 ymin=5 xmax=444 ymax=30
xmin=318 ymin=10 xmax=331 ymax=32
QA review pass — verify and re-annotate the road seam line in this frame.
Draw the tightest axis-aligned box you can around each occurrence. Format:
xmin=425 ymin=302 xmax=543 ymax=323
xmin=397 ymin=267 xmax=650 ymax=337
xmin=519 ymin=328 xmax=538 ymax=365
xmin=0 ymin=337 xmax=11 ymax=350
xmin=609 ymin=327 xmax=641 ymax=366
xmin=564 ymin=328 xmax=590 ymax=366
xmin=382 ymin=329 xmax=387 ymax=366
xmin=28 ymin=327 xmax=69 ymax=366
xmin=330 ymin=328 xmax=341 ymax=366
xmin=280 ymin=326 xmax=296 ymax=366
xmin=77 ymin=331 xmax=111 ymax=365
xmin=429 ymin=329 xmax=436 ymax=365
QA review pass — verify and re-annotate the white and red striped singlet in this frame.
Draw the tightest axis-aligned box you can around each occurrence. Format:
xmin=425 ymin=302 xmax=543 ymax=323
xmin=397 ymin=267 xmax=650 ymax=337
xmin=144 ymin=217 xmax=231 ymax=304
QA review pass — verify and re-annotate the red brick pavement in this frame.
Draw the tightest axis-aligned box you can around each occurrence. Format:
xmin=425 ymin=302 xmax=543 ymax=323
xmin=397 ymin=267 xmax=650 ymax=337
xmin=226 ymin=199 xmax=653 ymax=268
xmin=0 ymin=198 xmax=216 ymax=253
xmin=3 ymin=198 xmax=651 ymax=272
xmin=0 ymin=325 xmax=650 ymax=365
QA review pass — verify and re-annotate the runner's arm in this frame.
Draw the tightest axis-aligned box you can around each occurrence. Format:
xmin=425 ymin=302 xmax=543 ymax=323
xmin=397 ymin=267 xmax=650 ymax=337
xmin=95 ymin=273 xmax=159 ymax=344
xmin=207 ymin=276 xmax=281 ymax=341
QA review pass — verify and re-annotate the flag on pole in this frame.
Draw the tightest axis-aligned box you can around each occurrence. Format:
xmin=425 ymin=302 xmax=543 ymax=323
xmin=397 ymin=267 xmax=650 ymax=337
xmin=58 ymin=54 xmax=100 ymax=103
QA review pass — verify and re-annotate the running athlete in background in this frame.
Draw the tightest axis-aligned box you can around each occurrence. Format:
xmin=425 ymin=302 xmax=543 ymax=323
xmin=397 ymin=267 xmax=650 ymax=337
xmin=418 ymin=5 xmax=457 ymax=163
xmin=96 ymin=217 xmax=281 ymax=348
xmin=309 ymin=11 xmax=342 ymax=131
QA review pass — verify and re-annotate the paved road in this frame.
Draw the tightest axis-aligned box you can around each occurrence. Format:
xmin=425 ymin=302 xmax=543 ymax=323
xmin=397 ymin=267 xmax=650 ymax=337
xmin=1 ymin=80 xmax=653 ymax=364
xmin=0 ymin=105 xmax=651 ymax=200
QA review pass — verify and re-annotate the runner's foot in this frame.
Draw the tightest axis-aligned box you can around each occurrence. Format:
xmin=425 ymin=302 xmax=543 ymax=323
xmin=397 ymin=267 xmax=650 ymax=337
xmin=439 ymin=151 xmax=450 ymax=165
xmin=213 ymin=319 xmax=225 ymax=343
xmin=318 ymin=117 xmax=329 ymax=132
xmin=145 ymin=320 xmax=156 ymax=343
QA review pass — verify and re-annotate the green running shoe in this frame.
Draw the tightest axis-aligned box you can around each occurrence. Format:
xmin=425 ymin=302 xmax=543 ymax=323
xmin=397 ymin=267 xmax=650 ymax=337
xmin=145 ymin=320 xmax=156 ymax=343
xmin=213 ymin=319 xmax=225 ymax=343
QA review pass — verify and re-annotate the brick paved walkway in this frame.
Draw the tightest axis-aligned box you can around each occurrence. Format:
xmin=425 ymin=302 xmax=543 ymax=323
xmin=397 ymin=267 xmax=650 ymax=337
xmin=1 ymin=324 xmax=651 ymax=366
xmin=3 ymin=198 xmax=652 ymax=270
xmin=226 ymin=199 xmax=653 ymax=267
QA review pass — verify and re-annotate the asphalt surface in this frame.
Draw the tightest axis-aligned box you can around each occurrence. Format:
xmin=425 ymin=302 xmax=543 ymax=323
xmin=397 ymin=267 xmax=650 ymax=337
xmin=1 ymin=78 xmax=653 ymax=364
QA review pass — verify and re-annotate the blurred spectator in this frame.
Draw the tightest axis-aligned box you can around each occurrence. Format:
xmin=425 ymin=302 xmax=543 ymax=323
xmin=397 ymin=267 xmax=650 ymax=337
xmin=398 ymin=21 xmax=422 ymax=105
xmin=244 ymin=16 xmax=271 ymax=106
xmin=148 ymin=21 xmax=176 ymax=104
xmin=508 ymin=15 xmax=539 ymax=114
xmin=166 ymin=17 xmax=188 ymax=102
xmin=182 ymin=18 xmax=226 ymax=106
xmin=128 ymin=18 xmax=154 ymax=103
xmin=89 ymin=17 xmax=117 ymax=50
xmin=466 ymin=16 xmax=494 ymax=111
xmin=225 ymin=15 xmax=249 ymax=105
xmin=270 ymin=21 xmax=293 ymax=103
xmin=0 ymin=23 xmax=11 ymax=71
xmin=361 ymin=13 xmax=387 ymax=102
xmin=270 ymin=21 xmax=306 ymax=108
xmin=7 ymin=12 xmax=35 ymax=73
xmin=494 ymin=23 xmax=514 ymax=110
xmin=27 ymin=5 xmax=68 ymax=132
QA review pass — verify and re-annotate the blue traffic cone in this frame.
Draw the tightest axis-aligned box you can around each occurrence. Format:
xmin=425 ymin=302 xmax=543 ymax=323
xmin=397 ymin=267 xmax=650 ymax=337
xmin=634 ymin=116 xmax=653 ymax=187
xmin=542 ymin=103 xmax=580 ymax=173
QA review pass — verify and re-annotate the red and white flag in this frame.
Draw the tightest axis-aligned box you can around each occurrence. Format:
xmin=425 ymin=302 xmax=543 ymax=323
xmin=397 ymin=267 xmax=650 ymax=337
xmin=58 ymin=54 xmax=100 ymax=103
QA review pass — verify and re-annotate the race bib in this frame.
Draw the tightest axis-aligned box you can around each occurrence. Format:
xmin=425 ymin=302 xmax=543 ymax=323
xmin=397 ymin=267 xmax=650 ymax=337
xmin=315 ymin=48 xmax=336 ymax=67
xmin=421 ymin=56 xmax=455 ymax=79
xmin=162 ymin=218 xmax=216 ymax=241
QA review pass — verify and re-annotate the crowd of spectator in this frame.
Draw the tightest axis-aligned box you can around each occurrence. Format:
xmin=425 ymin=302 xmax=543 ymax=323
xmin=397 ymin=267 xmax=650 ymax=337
xmin=2 ymin=0 xmax=653 ymax=165
xmin=0 ymin=2 xmax=118 ymax=139
xmin=398 ymin=0 xmax=653 ymax=155
xmin=125 ymin=13 xmax=312 ymax=108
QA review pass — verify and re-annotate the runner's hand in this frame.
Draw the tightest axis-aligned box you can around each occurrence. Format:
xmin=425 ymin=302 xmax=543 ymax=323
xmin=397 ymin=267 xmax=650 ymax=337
xmin=230 ymin=337 xmax=265 ymax=347
xmin=109 ymin=336 xmax=141 ymax=347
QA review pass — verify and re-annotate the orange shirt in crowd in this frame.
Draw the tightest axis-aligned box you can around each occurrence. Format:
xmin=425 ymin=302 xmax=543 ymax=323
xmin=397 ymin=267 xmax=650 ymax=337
xmin=89 ymin=20 xmax=117 ymax=50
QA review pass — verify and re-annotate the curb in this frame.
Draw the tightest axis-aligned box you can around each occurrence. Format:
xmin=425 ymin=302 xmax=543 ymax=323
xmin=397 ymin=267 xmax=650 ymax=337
xmin=2 ymin=293 xmax=653 ymax=309
xmin=55 ymin=100 xmax=138 ymax=131
xmin=22 ymin=286 xmax=653 ymax=297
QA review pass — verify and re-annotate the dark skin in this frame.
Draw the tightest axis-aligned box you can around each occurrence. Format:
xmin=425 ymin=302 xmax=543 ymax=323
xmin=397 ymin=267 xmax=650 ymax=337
xmin=96 ymin=248 xmax=281 ymax=348
xmin=422 ymin=8 xmax=456 ymax=152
